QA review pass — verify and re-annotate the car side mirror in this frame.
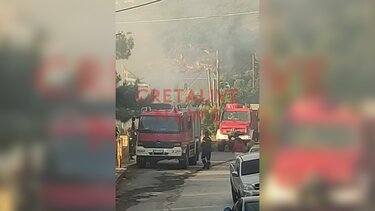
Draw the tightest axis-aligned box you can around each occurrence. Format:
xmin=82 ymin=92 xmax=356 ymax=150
xmin=231 ymin=171 xmax=239 ymax=177
xmin=230 ymin=163 xmax=235 ymax=169
xmin=224 ymin=207 xmax=232 ymax=211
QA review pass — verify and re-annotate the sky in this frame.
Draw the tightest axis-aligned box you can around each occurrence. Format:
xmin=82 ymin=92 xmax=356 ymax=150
xmin=116 ymin=0 xmax=259 ymax=89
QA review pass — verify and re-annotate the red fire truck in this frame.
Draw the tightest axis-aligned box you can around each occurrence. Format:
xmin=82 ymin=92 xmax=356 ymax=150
xmin=216 ymin=104 xmax=257 ymax=151
xmin=136 ymin=104 xmax=201 ymax=169
xmin=264 ymin=98 xmax=365 ymax=209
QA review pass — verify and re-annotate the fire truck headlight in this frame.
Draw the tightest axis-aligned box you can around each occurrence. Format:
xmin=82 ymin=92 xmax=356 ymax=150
xmin=265 ymin=176 xmax=299 ymax=206
xmin=330 ymin=185 xmax=365 ymax=205
xmin=330 ymin=173 xmax=368 ymax=205
xmin=172 ymin=149 xmax=182 ymax=154
xmin=239 ymin=135 xmax=251 ymax=140
xmin=216 ymin=131 xmax=228 ymax=140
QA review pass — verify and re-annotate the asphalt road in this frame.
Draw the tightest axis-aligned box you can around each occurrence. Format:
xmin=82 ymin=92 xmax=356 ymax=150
xmin=116 ymin=151 xmax=236 ymax=211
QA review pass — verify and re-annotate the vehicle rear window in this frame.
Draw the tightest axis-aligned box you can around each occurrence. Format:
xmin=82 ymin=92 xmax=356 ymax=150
xmin=241 ymin=159 xmax=259 ymax=176
xmin=245 ymin=201 xmax=259 ymax=211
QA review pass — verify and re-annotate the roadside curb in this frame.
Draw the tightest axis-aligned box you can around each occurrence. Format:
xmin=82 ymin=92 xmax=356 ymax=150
xmin=116 ymin=160 xmax=137 ymax=184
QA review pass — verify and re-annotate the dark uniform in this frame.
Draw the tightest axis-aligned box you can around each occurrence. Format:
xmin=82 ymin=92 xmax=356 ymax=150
xmin=201 ymin=134 xmax=212 ymax=169
xmin=129 ymin=117 xmax=137 ymax=159
xmin=128 ymin=128 xmax=136 ymax=160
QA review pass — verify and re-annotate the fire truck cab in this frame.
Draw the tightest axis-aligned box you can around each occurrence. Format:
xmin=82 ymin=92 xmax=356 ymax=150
xmin=136 ymin=104 xmax=201 ymax=169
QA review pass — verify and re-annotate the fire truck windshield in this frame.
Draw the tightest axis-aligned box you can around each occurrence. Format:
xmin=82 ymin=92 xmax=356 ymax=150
xmin=222 ymin=111 xmax=249 ymax=121
xmin=139 ymin=116 xmax=181 ymax=133
xmin=283 ymin=124 xmax=359 ymax=148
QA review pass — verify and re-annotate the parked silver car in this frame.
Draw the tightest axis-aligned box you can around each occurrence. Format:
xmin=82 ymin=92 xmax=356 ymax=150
xmin=248 ymin=144 xmax=259 ymax=154
xmin=224 ymin=196 xmax=259 ymax=211
xmin=230 ymin=153 xmax=259 ymax=203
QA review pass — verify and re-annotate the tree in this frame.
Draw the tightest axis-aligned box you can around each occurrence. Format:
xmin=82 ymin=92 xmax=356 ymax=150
xmin=116 ymin=31 xmax=141 ymax=122
xmin=116 ymin=79 xmax=152 ymax=122
xmin=116 ymin=32 xmax=134 ymax=60
xmin=221 ymin=58 xmax=260 ymax=105
xmin=116 ymin=72 xmax=122 ymax=85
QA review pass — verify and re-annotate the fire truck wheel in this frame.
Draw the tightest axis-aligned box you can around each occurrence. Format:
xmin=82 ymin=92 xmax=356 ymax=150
xmin=179 ymin=153 xmax=189 ymax=169
xmin=136 ymin=157 xmax=146 ymax=168
xmin=149 ymin=159 xmax=157 ymax=167
xmin=188 ymin=151 xmax=197 ymax=165
xmin=218 ymin=142 xmax=225 ymax=152
xmin=228 ymin=142 xmax=234 ymax=151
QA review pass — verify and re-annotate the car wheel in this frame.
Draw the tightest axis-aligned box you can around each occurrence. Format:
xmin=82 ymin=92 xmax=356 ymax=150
xmin=218 ymin=141 xmax=225 ymax=151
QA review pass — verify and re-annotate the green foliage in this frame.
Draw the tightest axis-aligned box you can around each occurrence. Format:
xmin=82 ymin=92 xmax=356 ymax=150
xmin=200 ymin=105 xmax=220 ymax=135
xmin=116 ymin=32 xmax=134 ymax=60
xmin=115 ymin=31 xmax=139 ymax=122
xmin=116 ymin=72 xmax=122 ymax=85
xmin=221 ymin=58 xmax=259 ymax=104
xmin=219 ymin=88 xmax=234 ymax=110
xmin=116 ymin=81 xmax=150 ymax=122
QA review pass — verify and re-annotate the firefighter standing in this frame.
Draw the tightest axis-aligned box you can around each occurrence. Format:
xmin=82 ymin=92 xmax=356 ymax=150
xmin=201 ymin=130 xmax=212 ymax=169
xmin=126 ymin=117 xmax=137 ymax=160
xmin=231 ymin=132 xmax=248 ymax=157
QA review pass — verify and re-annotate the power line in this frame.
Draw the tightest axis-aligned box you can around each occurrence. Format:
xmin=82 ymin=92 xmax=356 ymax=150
xmin=116 ymin=0 xmax=163 ymax=13
xmin=117 ymin=11 xmax=259 ymax=24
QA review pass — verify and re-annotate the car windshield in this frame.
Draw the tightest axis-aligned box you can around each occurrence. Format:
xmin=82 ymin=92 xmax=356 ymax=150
xmin=222 ymin=111 xmax=249 ymax=121
xmin=244 ymin=201 xmax=259 ymax=211
xmin=139 ymin=116 xmax=181 ymax=133
xmin=241 ymin=159 xmax=259 ymax=176
xmin=249 ymin=146 xmax=259 ymax=153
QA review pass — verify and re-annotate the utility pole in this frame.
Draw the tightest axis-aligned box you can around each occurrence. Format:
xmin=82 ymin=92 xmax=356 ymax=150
xmin=216 ymin=50 xmax=220 ymax=108
xmin=207 ymin=67 xmax=213 ymax=106
xmin=212 ymin=71 xmax=216 ymax=107
xmin=251 ymin=54 xmax=255 ymax=89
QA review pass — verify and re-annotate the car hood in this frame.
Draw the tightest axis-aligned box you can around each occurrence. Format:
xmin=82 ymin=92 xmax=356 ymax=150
xmin=241 ymin=173 xmax=259 ymax=185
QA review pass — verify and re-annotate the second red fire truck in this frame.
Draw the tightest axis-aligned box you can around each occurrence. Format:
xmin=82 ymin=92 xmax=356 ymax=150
xmin=216 ymin=104 xmax=259 ymax=151
xmin=136 ymin=104 xmax=201 ymax=169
